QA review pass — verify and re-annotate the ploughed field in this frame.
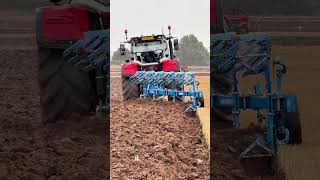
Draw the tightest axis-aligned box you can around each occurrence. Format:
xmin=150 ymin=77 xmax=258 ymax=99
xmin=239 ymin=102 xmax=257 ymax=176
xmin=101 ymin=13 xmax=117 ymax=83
xmin=110 ymin=77 xmax=209 ymax=179
xmin=0 ymin=33 xmax=108 ymax=179
xmin=0 ymin=31 xmax=210 ymax=179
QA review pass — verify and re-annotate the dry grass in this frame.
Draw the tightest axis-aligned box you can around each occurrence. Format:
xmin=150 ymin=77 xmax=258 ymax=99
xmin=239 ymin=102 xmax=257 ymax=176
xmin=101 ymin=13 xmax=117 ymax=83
xmin=196 ymin=76 xmax=210 ymax=146
xmin=278 ymin=145 xmax=320 ymax=180
xmin=272 ymin=46 xmax=320 ymax=180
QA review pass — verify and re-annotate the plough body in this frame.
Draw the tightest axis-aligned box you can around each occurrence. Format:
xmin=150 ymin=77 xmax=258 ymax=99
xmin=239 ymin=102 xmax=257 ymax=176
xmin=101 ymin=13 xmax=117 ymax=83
xmin=212 ymin=32 xmax=301 ymax=161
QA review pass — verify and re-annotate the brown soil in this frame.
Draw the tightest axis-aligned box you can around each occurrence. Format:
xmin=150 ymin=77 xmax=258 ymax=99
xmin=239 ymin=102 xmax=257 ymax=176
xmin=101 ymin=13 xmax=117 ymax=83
xmin=212 ymin=129 xmax=247 ymax=180
xmin=212 ymin=124 xmax=272 ymax=180
xmin=110 ymin=77 xmax=209 ymax=179
xmin=0 ymin=49 xmax=108 ymax=179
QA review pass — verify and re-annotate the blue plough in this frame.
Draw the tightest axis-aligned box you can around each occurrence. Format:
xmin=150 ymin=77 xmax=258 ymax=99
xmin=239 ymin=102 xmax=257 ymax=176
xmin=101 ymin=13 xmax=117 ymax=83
xmin=212 ymin=32 xmax=301 ymax=163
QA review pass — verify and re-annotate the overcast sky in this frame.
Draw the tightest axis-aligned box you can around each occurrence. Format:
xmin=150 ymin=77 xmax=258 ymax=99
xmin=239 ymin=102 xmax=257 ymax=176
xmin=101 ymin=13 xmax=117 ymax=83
xmin=110 ymin=0 xmax=210 ymax=52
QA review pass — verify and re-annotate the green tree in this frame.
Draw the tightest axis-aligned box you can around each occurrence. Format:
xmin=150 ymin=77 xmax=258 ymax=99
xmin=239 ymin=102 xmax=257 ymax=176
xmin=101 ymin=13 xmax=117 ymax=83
xmin=111 ymin=48 xmax=130 ymax=65
xmin=175 ymin=34 xmax=209 ymax=66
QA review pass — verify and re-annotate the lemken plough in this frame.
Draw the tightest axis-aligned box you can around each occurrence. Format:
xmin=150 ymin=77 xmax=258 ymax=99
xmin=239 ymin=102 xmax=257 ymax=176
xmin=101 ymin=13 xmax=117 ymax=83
xmin=212 ymin=32 xmax=302 ymax=173
xmin=129 ymin=71 xmax=204 ymax=112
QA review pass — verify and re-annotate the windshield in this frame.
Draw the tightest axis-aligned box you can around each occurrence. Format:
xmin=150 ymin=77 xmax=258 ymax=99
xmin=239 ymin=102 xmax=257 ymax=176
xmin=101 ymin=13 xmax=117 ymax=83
xmin=132 ymin=41 xmax=167 ymax=53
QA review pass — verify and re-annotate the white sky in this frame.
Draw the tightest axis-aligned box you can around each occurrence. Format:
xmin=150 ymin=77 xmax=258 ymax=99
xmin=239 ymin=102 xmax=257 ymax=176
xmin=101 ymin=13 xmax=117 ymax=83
xmin=110 ymin=0 xmax=210 ymax=52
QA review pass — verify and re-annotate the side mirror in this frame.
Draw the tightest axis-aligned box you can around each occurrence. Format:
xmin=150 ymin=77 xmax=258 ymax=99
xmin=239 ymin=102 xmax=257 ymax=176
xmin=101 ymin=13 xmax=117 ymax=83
xmin=173 ymin=39 xmax=179 ymax=50
xmin=120 ymin=43 xmax=126 ymax=56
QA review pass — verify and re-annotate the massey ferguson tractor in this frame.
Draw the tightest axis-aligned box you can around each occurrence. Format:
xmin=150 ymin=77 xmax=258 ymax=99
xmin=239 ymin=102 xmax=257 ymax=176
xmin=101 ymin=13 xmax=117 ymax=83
xmin=36 ymin=0 xmax=110 ymax=124
xmin=211 ymin=0 xmax=302 ymax=175
xmin=120 ymin=27 xmax=204 ymax=112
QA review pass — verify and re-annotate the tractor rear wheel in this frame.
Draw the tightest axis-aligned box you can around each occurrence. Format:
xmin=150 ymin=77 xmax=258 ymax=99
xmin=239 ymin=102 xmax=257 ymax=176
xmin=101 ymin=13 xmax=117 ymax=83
xmin=285 ymin=105 xmax=302 ymax=144
xmin=122 ymin=77 xmax=140 ymax=101
xmin=38 ymin=48 xmax=97 ymax=124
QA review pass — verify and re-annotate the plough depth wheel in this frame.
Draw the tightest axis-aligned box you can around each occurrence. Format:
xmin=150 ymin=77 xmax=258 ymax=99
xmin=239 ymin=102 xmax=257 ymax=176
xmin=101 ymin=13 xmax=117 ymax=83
xmin=284 ymin=105 xmax=302 ymax=144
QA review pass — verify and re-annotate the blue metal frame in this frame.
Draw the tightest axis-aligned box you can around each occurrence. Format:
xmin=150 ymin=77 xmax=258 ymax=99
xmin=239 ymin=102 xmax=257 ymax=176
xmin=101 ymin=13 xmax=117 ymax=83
xmin=212 ymin=32 xmax=297 ymax=158
xmin=63 ymin=30 xmax=109 ymax=72
xmin=130 ymin=71 xmax=204 ymax=112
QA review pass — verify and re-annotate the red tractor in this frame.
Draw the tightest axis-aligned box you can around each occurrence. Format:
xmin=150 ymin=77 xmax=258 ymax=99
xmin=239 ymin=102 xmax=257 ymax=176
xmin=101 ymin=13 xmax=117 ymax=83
xmin=119 ymin=27 xmax=180 ymax=100
xmin=36 ymin=0 xmax=110 ymax=124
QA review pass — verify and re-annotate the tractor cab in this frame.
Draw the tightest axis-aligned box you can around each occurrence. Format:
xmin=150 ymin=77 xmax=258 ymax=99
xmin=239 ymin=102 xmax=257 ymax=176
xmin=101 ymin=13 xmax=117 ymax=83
xmin=129 ymin=35 xmax=169 ymax=64
xmin=120 ymin=26 xmax=181 ymax=78
xmin=120 ymin=26 xmax=179 ymax=67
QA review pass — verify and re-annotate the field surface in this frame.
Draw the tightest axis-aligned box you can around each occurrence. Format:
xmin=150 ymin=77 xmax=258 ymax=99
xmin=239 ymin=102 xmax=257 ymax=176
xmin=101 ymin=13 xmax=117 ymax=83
xmin=0 ymin=34 xmax=108 ymax=179
xmin=110 ymin=77 xmax=209 ymax=179
xmin=274 ymin=46 xmax=320 ymax=180
xmin=111 ymin=66 xmax=211 ymax=147
xmin=2 ymin=11 xmax=320 ymax=179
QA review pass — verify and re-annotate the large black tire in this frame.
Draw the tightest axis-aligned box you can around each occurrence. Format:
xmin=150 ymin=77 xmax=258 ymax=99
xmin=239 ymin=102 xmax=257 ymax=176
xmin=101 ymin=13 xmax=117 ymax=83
xmin=38 ymin=48 xmax=97 ymax=124
xmin=285 ymin=105 xmax=302 ymax=144
xmin=122 ymin=77 xmax=140 ymax=101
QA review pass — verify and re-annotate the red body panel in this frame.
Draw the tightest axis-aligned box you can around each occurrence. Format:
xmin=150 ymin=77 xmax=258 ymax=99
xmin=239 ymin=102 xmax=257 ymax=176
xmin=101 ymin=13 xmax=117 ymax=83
xmin=36 ymin=4 xmax=110 ymax=49
xmin=121 ymin=60 xmax=179 ymax=78
xmin=42 ymin=5 xmax=89 ymax=41
xmin=101 ymin=12 xmax=110 ymax=29
xmin=211 ymin=0 xmax=217 ymax=25
xmin=162 ymin=59 xmax=179 ymax=72
xmin=122 ymin=63 xmax=138 ymax=77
